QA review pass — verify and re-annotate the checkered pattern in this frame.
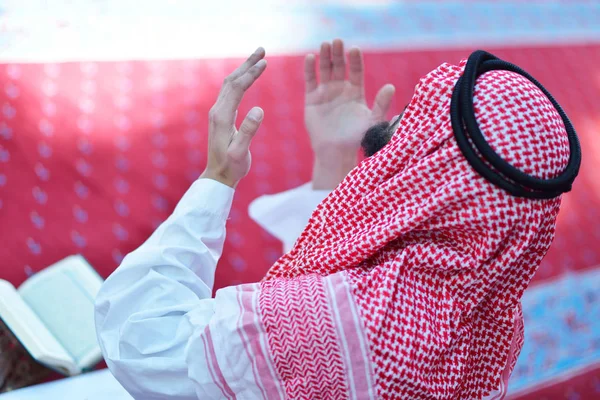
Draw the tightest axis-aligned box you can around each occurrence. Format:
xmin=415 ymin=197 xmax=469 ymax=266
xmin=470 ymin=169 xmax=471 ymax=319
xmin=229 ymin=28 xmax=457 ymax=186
xmin=259 ymin=274 xmax=348 ymax=399
xmin=265 ymin=61 xmax=570 ymax=399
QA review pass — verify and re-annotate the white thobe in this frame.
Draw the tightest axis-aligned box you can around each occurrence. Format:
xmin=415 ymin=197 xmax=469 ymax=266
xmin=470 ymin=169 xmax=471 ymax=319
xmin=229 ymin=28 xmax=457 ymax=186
xmin=249 ymin=183 xmax=330 ymax=252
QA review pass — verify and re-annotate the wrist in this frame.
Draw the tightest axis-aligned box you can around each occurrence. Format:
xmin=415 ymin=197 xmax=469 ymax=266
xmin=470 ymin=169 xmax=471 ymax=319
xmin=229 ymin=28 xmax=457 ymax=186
xmin=200 ymin=169 xmax=238 ymax=189
xmin=312 ymin=148 xmax=358 ymax=190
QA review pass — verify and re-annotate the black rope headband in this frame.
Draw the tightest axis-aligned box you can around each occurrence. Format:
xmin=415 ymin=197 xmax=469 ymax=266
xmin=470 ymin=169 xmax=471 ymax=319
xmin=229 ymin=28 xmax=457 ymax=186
xmin=450 ymin=50 xmax=581 ymax=199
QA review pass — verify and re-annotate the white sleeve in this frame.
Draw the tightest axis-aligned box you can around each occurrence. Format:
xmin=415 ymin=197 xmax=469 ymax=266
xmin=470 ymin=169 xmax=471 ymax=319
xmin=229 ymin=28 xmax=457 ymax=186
xmin=248 ymin=183 xmax=330 ymax=252
xmin=94 ymin=178 xmax=233 ymax=400
xmin=95 ymin=179 xmax=376 ymax=400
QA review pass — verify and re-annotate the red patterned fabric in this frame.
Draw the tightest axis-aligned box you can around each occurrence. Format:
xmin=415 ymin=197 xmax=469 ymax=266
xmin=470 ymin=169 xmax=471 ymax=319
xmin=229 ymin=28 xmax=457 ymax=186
xmin=265 ymin=61 xmax=571 ymax=399
xmin=259 ymin=274 xmax=348 ymax=399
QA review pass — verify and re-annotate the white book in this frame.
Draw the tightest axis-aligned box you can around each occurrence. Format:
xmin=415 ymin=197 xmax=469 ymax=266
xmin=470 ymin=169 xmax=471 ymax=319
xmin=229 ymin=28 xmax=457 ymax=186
xmin=0 ymin=255 xmax=104 ymax=377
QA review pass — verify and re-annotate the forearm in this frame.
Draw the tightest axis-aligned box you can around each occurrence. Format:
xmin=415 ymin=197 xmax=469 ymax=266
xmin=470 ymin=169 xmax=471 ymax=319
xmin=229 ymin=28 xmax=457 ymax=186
xmin=312 ymin=148 xmax=358 ymax=190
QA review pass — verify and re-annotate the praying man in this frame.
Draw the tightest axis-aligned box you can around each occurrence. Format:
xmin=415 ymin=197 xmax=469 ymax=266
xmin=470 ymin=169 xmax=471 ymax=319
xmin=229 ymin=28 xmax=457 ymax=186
xmin=95 ymin=40 xmax=580 ymax=400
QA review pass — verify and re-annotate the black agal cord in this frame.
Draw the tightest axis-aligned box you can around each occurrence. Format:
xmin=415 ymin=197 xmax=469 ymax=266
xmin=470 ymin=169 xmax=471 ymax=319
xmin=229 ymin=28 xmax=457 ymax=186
xmin=450 ymin=50 xmax=581 ymax=199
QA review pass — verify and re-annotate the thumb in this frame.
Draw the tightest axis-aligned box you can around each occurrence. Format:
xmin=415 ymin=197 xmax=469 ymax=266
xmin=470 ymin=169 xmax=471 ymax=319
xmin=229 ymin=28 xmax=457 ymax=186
xmin=230 ymin=107 xmax=264 ymax=156
xmin=371 ymin=84 xmax=395 ymax=120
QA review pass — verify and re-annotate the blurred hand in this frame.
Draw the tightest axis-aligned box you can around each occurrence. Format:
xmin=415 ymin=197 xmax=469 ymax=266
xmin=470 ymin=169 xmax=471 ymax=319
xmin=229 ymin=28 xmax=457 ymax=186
xmin=305 ymin=39 xmax=395 ymax=189
xmin=201 ymin=48 xmax=267 ymax=188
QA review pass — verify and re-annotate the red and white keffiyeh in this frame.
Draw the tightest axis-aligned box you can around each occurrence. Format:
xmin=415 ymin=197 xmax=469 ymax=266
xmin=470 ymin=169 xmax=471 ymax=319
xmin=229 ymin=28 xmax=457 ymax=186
xmin=259 ymin=59 xmax=569 ymax=399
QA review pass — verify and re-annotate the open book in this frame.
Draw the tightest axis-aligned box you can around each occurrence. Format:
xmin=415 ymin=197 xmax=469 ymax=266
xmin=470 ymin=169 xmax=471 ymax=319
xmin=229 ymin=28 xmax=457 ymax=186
xmin=0 ymin=255 xmax=104 ymax=382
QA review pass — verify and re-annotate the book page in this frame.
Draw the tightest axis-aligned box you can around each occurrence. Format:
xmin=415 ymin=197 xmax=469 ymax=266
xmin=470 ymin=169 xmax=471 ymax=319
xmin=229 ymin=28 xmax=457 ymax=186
xmin=18 ymin=255 xmax=103 ymax=370
xmin=0 ymin=280 xmax=77 ymax=376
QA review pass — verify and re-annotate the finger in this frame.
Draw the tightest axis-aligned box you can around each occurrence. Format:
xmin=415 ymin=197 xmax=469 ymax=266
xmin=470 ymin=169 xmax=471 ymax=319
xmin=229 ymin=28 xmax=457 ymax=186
xmin=229 ymin=107 xmax=264 ymax=158
xmin=234 ymin=59 xmax=267 ymax=92
xmin=319 ymin=42 xmax=332 ymax=83
xmin=371 ymin=84 xmax=396 ymax=120
xmin=348 ymin=47 xmax=364 ymax=87
xmin=214 ymin=59 xmax=267 ymax=122
xmin=331 ymin=39 xmax=346 ymax=81
xmin=228 ymin=47 xmax=266 ymax=81
xmin=304 ymin=54 xmax=318 ymax=93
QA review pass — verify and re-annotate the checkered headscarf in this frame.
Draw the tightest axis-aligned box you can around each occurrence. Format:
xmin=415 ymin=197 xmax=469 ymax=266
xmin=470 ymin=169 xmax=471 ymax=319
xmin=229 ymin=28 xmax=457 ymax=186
xmin=262 ymin=58 xmax=571 ymax=399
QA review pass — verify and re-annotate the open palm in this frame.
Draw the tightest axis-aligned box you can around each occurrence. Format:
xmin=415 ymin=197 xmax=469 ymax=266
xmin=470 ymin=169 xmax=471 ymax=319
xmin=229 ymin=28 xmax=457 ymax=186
xmin=305 ymin=40 xmax=395 ymax=156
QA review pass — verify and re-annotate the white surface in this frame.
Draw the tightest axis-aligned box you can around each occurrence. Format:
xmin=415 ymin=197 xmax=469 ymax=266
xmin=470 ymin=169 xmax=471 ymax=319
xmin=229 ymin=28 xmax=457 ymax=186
xmin=0 ymin=369 xmax=132 ymax=400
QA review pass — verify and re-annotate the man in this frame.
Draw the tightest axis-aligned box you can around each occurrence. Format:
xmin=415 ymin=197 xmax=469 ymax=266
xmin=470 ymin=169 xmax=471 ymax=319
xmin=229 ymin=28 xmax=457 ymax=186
xmin=95 ymin=40 xmax=580 ymax=399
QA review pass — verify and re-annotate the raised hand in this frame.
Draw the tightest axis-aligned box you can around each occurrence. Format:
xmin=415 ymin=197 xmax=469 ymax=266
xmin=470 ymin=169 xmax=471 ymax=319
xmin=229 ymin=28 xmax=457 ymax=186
xmin=201 ymin=48 xmax=267 ymax=188
xmin=304 ymin=39 xmax=395 ymax=189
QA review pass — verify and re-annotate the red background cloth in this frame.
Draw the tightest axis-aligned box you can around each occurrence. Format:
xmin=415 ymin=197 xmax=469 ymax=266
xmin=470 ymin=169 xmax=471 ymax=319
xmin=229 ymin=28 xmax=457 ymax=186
xmin=1 ymin=44 xmax=599 ymax=398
